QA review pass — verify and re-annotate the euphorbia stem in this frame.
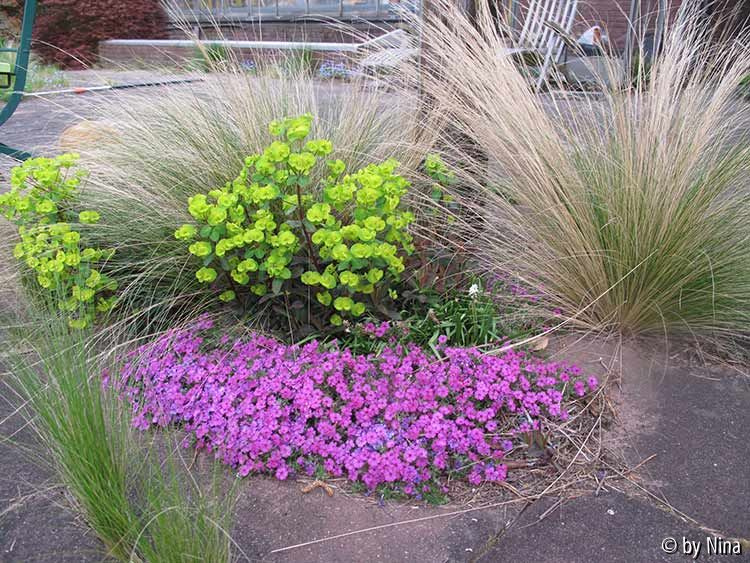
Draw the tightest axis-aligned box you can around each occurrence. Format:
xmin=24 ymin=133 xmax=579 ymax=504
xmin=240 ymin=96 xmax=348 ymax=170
xmin=296 ymin=184 xmax=320 ymax=272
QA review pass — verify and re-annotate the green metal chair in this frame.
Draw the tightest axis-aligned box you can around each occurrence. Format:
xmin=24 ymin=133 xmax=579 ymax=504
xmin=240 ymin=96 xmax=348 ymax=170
xmin=0 ymin=0 xmax=37 ymax=160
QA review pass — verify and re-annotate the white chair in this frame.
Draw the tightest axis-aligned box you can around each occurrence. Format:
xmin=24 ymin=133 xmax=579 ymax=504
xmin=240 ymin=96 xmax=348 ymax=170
xmin=357 ymin=29 xmax=418 ymax=74
xmin=500 ymin=0 xmax=579 ymax=91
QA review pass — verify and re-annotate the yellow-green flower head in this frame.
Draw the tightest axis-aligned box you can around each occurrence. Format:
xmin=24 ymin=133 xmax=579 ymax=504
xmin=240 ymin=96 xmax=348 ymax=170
xmin=64 ymin=252 xmax=81 ymax=267
xmin=217 ymin=192 xmax=238 ymax=208
xmin=311 ymin=229 xmax=326 ymax=245
xmin=86 ymin=270 xmax=102 ymax=288
xmin=219 ymin=290 xmax=236 ymax=302
xmin=226 ymin=222 xmax=244 ymax=237
xmin=229 ymin=205 xmax=246 ymax=223
xmin=215 ymin=239 xmax=232 ymax=257
xmin=284 ymin=114 xmax=312 ymax=142
xmin=207 ymin=206 xmax=227 ymax=226
xmin=78 ymin=210 xmax=101 ymax=224
xmin=306 ymin=203 xmax=331 ymax=224
xmin=268 ymin=120 xmax=284 ymax=137
xmin=36 ymin=273 xmax=52 ymax=288
xmin=327 ymin=159 xmax=346 ymax=176
xmin=358 ymin=228 xmax=376 ymax=242
xmin=366 ymin=268 xmax=384 ymax=284
xmin=363 ymin=216 xmax=386 ymax=232
xmin=288 ymin=152 xmax=316 ymax=174
xmin=340 ymin=224 xmax=360 ymax=241
xmin=82 ymin=247 xmax=99 ymax=261
xmin=13 ymin=243 xmax=24 ymax=259
xmin=331 ymin=243 xmax=350 ymax=261
xmin=49 ymin=222 xmax=71 ymax=236
xmin=96 ymin=296 xmax=116 ymax=313
xmin=231 ymin=269 xmax=250 ymax=285
xmin=62 ymin=231 xmax=81 ymax=246
xmin=250 ymin=283 xmax=267 ymax=296
xmin=305 ymin=139 xmax=333 ymax=156
xmin=273 ymin=169 xmax=289 ymax=184
xmin=264 ymin=141 xmax=291 ymax=163
xmin=356 ymin=187 xmax=379 ymax=207
xmin=254 ymin=214 xmax=276 ymax=232
xmin=247 ymin=184 xmax=278 ymax=205
xmin=196 ymin=266 xmax=217 ymax=283
xmin=320 ymin=272 xmax=337 ymax=289
xmin=255 ymin=157 xmax=277 ymax=176
xmin=333 ymin=296 xmax=353 ymax=311
xmin=301 ymin=270 xmax=321 ymax=285
xmin=324 ymin=181 xmax=356 ymax=207
xmin=237 ymin=258 xmax=258 ymax=273
xmin=189 ymin=241 xmax=212 ymax=257
xmin=339 ymin=271 xmax=359 ymax=288
xmin=350 ymin=243 xmax=373 ymax=259
xmin=243 ymin=228 xmax=264 ymax=243
xmin=72 ymin=285 xmax=95 ymax=302
xmin=188 ymin=194 xmax=210 ymax=220
xmin=174 ymin=224 xmax=197 ymax=241
xmin=35 ymin=199 xmax=57 ymax=214
xmin=276 ymin=230 xmax=297 ymax=247
xmin=351 ymin=302 xmax=366 ymax=316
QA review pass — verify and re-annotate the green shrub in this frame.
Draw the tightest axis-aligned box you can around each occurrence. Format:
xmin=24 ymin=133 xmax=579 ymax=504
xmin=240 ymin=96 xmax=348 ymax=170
xmin=0 ymin=155 xmax=117 ymax=328
xmin=176 ymin=114 xmax=415 ymax=327
xmin=73 ymin=61 xmax=430 ymax=332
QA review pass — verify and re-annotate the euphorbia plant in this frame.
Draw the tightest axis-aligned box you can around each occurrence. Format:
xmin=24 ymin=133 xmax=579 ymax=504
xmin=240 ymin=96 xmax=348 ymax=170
xmin=175 ymin=114 xmax=415 ymax=327
xmin=0 ymin=155 xmax=117 ymax=328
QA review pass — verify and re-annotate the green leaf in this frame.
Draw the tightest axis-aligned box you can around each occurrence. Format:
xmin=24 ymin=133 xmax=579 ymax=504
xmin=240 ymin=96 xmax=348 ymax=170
xmin=271 ymin=278 xmax=284 ymax=295
xmin=351 ymin=258 xmax=369 ymax=270
xmin=202 ymin=253 xmax=215 ymax=267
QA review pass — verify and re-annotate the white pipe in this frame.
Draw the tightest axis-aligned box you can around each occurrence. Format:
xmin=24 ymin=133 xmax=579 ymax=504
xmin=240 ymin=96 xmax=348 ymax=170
xmin=103 ymin=38 xmax=361 ymax=52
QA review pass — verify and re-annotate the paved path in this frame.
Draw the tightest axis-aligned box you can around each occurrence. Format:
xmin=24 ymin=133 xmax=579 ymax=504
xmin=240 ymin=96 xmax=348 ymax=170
xmin=1 ymin=73 xmax=748 ymax=562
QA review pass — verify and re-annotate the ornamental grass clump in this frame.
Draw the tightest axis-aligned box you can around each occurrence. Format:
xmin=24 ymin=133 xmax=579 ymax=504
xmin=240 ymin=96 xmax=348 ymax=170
xmin=176 ymin=114 xmax=415 ymax=327
xmin=4 ymin=310 xmax=237 ymax=562
xmin=407 ymin=0 xmax=750 ymax=340
xmin=119 ymin=317 xmax=596 ymax=496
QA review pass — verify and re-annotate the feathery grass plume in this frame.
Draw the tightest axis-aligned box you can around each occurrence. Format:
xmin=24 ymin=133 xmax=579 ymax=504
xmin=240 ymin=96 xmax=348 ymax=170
xmin=404 ymin=0 xmax=750 ymax=339
xmin=2 ymin=302 xmax=239 ymax=561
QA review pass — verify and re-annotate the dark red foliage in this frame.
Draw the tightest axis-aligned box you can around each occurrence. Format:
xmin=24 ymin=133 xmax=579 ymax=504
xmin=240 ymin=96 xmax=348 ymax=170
xmin=1 ymin=0 xmax=168 ymax=68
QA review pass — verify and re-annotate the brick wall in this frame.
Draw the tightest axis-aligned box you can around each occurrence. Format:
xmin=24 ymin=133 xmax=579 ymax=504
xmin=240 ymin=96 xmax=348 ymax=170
xmin=576 ymin=0 xmax=684 ymax=49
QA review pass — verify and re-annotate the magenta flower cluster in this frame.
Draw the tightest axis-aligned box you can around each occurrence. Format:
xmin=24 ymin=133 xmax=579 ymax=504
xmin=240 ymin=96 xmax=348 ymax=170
xmin=118 ymin=318 xmax=596 ymax=496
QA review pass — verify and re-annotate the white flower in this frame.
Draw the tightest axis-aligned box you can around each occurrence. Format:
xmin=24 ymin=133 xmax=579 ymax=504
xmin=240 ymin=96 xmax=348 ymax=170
xmin=468 ymin=283 xmax=480 ymax=297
